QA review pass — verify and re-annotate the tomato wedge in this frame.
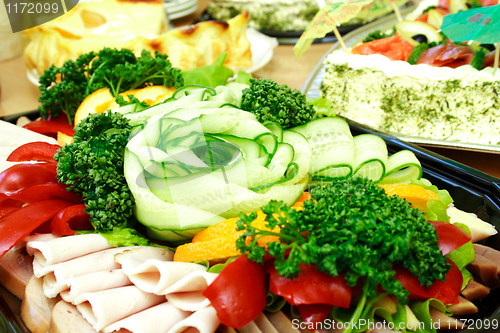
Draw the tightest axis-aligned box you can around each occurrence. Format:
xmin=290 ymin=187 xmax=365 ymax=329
xmin=394 ymin=259 xmax=462 ymax=305
xmin=51 ymin=204 xmax=92 ymax=236
xmin=429 ymin=221 xmax=471 ymax=255
xmin=202 ymin=255 xmax=268 ymax=328
xmin=0 ymin=163 xmax=58 ymax=195
xmin=268 ymin=264 xmax=351 ymax=308
xmin=0 ymin=199 xmax=73 ymax=257
xmin=7 ymin=142 xmax=61 ymax=163
xmin=296 ymin=304 xmax=334 ymax=325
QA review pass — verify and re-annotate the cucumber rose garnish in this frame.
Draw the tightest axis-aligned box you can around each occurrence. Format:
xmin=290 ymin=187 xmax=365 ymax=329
xmin=123 ymin=86 xmax=310 ymax=243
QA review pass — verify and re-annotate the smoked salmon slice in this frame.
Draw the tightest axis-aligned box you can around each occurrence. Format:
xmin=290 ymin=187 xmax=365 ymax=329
xmin=483 ymin=50 xmax=496 ymax=68
xmin=416 ymin=44 xmax=475 ymax=68
xmin=351 ymin=35 xmax=414 ymax=62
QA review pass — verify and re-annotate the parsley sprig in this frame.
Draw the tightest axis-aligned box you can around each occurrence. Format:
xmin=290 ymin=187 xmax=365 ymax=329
xmin=236 ymin=177 xmax=450 ymax=326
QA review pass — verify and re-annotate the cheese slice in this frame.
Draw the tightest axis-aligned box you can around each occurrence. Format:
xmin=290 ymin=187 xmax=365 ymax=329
xmin=102 ymin=302 xmax=189 ymax=333
xmin=168 ymin=305 xmax=220 ymax=333
xmin=27 ymin=234 xmax=112 ymax=266
xmin=60 ymin=269 xmax=131 ymax=303
xmin=74 ymin=285 xmax=164 ymax=332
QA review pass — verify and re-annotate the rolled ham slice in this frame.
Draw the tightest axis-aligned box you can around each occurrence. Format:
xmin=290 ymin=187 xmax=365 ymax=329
xmin=27 ymin=234 xmax=112 ymax=266
xmin=168 ymin=305 xmax=220 ymax=333
xmin=74 ymin=285 xmax=164 ymax=332
xmin=40 ymin=247 xmax=136 ymax=298
xmin=164 ymin=271 xmax=218 ymax=311
xmin=60 ymin=269 xmax=132 ymax=303
xmin=116 ymin=248 xmax=202 ymax=295
xmin=102 ymin=302 xmax=190 ymax=333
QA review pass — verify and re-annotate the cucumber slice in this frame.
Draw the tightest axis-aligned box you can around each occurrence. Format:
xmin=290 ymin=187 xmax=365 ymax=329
xmin=379 ymin=150 xmax=423 ymax=184
xmin=291 ymin=117 xmax=354 ymax=179
xmin=353 ymin=134 xmax=388 ymax=181
xmin=281 ymin=130 xmax=312 ymax=186
xmin=146 ymin=227 xmax=204 ymax=245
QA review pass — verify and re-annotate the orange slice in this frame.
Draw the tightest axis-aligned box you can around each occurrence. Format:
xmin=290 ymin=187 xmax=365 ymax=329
xmin=379 ymin=184 xmax=440 ymax=212
xmin=57 ymin=132 xmax=73 ymax=146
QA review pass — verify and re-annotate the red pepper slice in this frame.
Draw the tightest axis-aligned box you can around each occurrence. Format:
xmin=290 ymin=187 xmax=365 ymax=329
xmin=429 ymin=221 xmax=471 ymax=255
xmin=0 ymin=199 xmax=72 ymax=257
xmin=0 ymin=163 xmax=58 ymax=195
xmin=268 ymin=264 xmax=351 ymax=309
xmin=203 ymin=255 xmax=268 ymax=328
xmin=7 ymin=142 xmax=61 ymax=163
xmin=296 ymin=304 xmax=334 ymax=325
xmin=51 ymin=204 xmax=92 ymax=236
xmin=394 ymin=259 xmax=462 ymax=305
xmin=23 ymin=120 xmax=75 ymax=138
xmin=0 ymin=196 xmax=23 ymax=218
xmin=9 ymin=183 xmax=82 ymax=204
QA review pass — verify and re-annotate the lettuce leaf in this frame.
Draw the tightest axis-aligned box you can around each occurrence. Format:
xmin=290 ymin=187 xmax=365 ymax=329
xmin=446 ymin=223 xmax=475 ymax=289
xmin=182 ymin=53 xmax=234 ymax=88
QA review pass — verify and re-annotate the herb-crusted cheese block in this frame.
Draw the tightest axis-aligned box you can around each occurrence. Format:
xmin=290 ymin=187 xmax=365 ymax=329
xmin=320 ymin=50 xmax=500 ymax=145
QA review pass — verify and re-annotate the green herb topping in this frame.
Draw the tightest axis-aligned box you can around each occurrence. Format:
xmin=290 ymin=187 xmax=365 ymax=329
xmin=236 ymin=177 xmax=450 ymax=305
xmin=54 ymin=111 xmax=134 ymax=231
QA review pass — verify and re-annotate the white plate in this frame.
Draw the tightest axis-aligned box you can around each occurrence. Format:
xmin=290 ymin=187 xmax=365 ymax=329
xmin=166 ymin=3 xmax=198 ymax=20
xmin=26 ymin=28 xmax=278 ymax=86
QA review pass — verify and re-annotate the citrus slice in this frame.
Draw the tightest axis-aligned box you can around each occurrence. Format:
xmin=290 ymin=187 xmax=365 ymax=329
xmin=57 ymin=132 xmax=74 ymax=146
xmin=74 ymin=88 xmax=114 ymax=125
xmin=379 ymin=184 xmax=440 ymax=212
xmin=74 ymin=86 xmax=177 ymax=125
xmin=396 ymin=20 xmax=443 ymax=46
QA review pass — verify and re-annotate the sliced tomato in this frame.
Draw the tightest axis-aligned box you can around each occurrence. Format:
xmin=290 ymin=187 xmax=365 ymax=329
xmin=0 ymin=163 xmax=58 ymax=195
xmin=351 ymin=35 xmax=414 ymax=61
xmin=7 ymin=142 xmax=61 ymax=163
xmin=297 ymin=304 xmax=334 ymax=325
xmin=202 ymin=255 xmax=268 ymax=328
xmin=0 ymin=199 xmax=73 ymax=257
xmin=51 ymin=204 xmax=92 ymax=236
xmin=9 ymin=183 xmax=82 ymax=204
xmin=429 ymin=221 xmax=471 ymax=255
xmin=268 ymin=264 xmax=351 ymax=308
xmin=394 ymin=259 xmax=462 ymax=305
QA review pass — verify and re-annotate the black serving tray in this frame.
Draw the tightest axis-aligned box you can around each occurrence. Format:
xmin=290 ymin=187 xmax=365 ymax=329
xmin=1 ymin=112 xmax=500 ymax=333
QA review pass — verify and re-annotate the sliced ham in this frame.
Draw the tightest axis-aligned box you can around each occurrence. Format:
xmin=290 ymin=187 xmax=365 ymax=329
xmin=21 ymin=275 xmax=60 ymax=333
xmin=102 ymin=302 xmax=190 ymax=333
xmin=168 ymin=305 xmax=220 ymax=333
xmin=416 ymin=45 xmax=475 ymax=68
xmin=166 ymin=291 xmax=211 ymax=312
xmin=27 ymin=234 xmax=112 ymax=266
xmin=116 ymin=247 xmax=204 ymax=295
xmin=467 ymin=254 xmax=500 ymax=289
xmin=74 ymin=285 xmax=164 ymax=332
xmin=447 ymin=296 xmax=478 ymax=316
xmin=60 ymin=269 xmax=132 ymax=303
xmin=40 ymin=247 xmax=136 ymax=298
xmin=461 ymin=279 xmax=490 ymax=301
xmin=0 ymin=246 xmax=33 ymax=299
xmin=163 ymin=270 xmax=218 ymax=311
xmin=473 ymin=243 xmax=500 ymax=275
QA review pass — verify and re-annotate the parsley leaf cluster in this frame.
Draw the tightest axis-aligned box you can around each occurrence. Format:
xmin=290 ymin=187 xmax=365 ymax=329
xmin=236 ymin=177 xmax=450 ymax=304
xmin=54 ymin=111 xmax=134 ymax=231
xmin=38 ymin=48 xmax=184 ymax=124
